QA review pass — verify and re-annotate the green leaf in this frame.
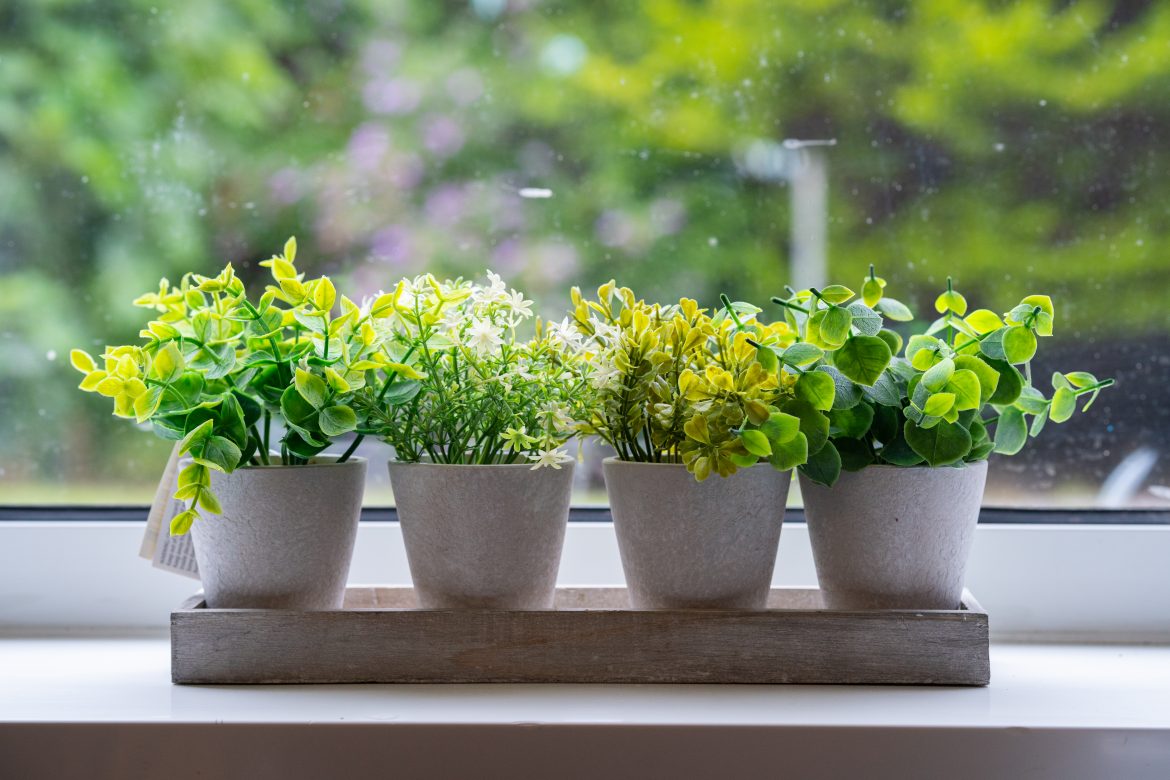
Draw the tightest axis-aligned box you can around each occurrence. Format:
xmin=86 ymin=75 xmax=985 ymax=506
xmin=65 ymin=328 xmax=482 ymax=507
xmin=922 ymin=392 xmax=956 ymax=417
xmin=829 ymin=403 xmax=875 ymax=439
xmin=1014 ymin=385 xmax=1049 ymax=415
xmin=904 ymin=419 xmax=972 ymax=466
xmin=283 ymin=430 xmax=328 ymax=459
xmin=861 ymin=370 xmax=903 ymax=407
xmin=954 ymin=356 xmax=1000 ymax=406
xmin=879 ymin=429 xmax=925 ymax=466
xmin=801 ymin=440 xmax=842 ymax=486
xmin=817 ymin=366 xmax=862 ymax=410
xmin=190 ymin=342 xmax=236 ymax=380
xmin=836 ymin=437 xmax=876 ymax=472
xmin=964 ymin=309 xmax=1004 ymax=334
xmin=178 ymin=419 xmax=214 ymax=455
xmin=759 ymin=412 xmax=801 ymax=444
xmin=876 ymin=297 xmax=913 ymax=322
xmin=740 ymin=429 xmax=772 ymax=457
xmin=818 ymin=285 xmax=855 ymax=304
xmin=280 ymin=384 xmax=317 ymax=425
xmin=198 ymin=435 xmax=242 ymax=472
xmin=319 ymin=404 xmax=358 ymax=437
xmin=935 ymin=289 xmax=968 ymax=315
xmin=978 ymin=329 xmax=1007 ymax=361
xmin=780 ymin=342 xmax=824 ymax=368
xmin=781 ymin=398 xmax=830 ymax=457
xmin=833 ymin=335 xmax=892 ymax=387
xmin=921 ymin=357 xmax=955 ymax=392
xmin=169 ymin=509 xmax=198 ymax=537
xmin=795 ymin=370 xmax=835 ymax=411
xmin=994 ymin=406 xmax=1028 ymax=455
xmin=1030 ymin=406 xmax=1050 ymax=438
xmin=945 ymin=369 xmax=982 ymax=411
xmin=875 ymin=328 xmax=903 ymax=356
xmin=846 ymin=302 xmax=882 ymax=336
xmin=1064 ymin=371 xmax=1097 ymax=388
xmin=984 ymin=358 xmax=1024 ymax=406
xmin=197 ymin=489 xmax=222 ymax=515
xmin=814 ymin=307 xmax=853 ymax=347
xmin=380 ymin=379 xmax=423 ymax=405
xmin=295 ymin=368 xmax=329 ymax=410
xmin=768 ymin=432 xmax=808 ymax=471
xmin=906 ymin=334 xmax=945 ymax=370
xmin=1050 ymin=387 xmax=1076 ymax=423
xmin=862 ymin=277 xmax=884 ymax=307
xmin=151 ymin=342 xmax=185 ymax=383
xmin=1002 ymin=326 xmax=1038 ymax=363
xmin=755 ymin=344 xmax=779 ymax=372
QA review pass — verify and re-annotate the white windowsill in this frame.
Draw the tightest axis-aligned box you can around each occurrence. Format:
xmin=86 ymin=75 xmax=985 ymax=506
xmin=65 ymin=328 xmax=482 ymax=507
xmin=1 ymin=638 xmax=1167 ymax=779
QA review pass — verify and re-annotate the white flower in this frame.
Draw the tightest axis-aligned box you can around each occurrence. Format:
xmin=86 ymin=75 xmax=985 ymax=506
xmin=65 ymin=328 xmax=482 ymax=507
xmin=506 ymin=289 xmax=534 ymax=320
xmin=537 ymin=401 xmax=572 ymax=431
xmin=474 ymin=270 xmax=508 ymax=303
xmin=528 ymin=447 xmax=573 ymax=470
xmin=466 ymin=318 xmax=504 ymax=354
xmin=590 ymin=359 xmax=622 ymax=389
xmin=548 ymin=317 xmax=584 ymax=351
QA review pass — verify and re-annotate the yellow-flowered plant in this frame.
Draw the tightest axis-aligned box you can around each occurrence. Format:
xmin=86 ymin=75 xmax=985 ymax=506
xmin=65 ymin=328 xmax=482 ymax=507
xmin=72 ymin=238 xmax=405 ymax=535
xmin=562 ymin=282 xmax=813 ymax=480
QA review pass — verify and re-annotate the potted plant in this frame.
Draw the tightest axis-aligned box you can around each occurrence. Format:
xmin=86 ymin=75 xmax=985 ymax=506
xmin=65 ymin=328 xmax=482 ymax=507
xmin=756 ymin=268 xmax=1113 ymax=609
xmin=565 ymin=283 xmax=821 ymax=610
xmin=359 ymin=272 xmax=589 ymax=609
xmin=71 ymin=238 xmax=396 ymax=609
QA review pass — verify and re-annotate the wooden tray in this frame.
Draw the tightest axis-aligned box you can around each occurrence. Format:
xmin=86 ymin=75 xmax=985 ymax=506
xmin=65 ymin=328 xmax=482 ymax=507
xmin=171 ymin=586 xmax=989 ymax=686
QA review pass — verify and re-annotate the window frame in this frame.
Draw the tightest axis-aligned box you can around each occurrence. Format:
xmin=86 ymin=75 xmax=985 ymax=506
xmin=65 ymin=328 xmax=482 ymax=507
xmin=1 ymin=505 xmax=1168 ymax=641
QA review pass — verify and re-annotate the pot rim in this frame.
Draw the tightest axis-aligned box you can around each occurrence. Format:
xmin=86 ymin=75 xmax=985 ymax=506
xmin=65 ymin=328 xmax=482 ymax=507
xmin=800 ymin=459 xmax=988 ymax=475
xmin=389 ymin=460 xmax=573 ymax=471
xmin=602 ymin=456 xmax=774 ymax=472
xmin=182 ymin=454 xmax=367 ymax=471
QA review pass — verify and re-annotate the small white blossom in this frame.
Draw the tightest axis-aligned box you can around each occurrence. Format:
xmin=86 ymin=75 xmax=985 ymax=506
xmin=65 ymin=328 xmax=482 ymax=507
xmin=466 ymin=318 xmax=504 ymax=355
xmin=549 ymin=316 xmax=585 ymax=351
xmin=528 ymin=447 xmax=573 ymax=469
xmin=507 ymin=289 xmax=534 ymax=320
xmin=474 ymin=270 xmax=508 ymax=303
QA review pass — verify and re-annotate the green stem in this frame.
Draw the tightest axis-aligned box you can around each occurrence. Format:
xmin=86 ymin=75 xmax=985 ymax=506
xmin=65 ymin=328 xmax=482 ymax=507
xmin=771 ymin=296 xmax=810 ymax=314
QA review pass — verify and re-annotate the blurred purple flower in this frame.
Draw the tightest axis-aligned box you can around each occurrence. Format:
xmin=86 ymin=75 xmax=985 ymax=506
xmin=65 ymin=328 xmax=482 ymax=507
xmin=446 ymin=68 xmax=484 ymax=106
xmin=268 ymin=168 xmax=303 ymax=205
xmin=371 ymin=225 xmax=414 ymax=267
xmin=347 ymin=123 xmax=390 ymax=169
xmin=363 ymin=78 xmax=422 ymax=115
xmin=422 ymin=114 xmax=465 ymax=158
xmin=386 ymin=152 xmax=425 ymax=190
xmin=491 ymin=237 xmax=524 ymax=273
xmin=361 ymin=40 xmax=401 ymax=77
xmin=425 ymin=184 xmax=468 ymax=227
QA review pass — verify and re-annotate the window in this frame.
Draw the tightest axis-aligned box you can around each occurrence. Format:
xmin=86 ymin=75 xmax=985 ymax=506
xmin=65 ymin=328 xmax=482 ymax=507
xmin=1 ymin=2 xmax=1166 ymax=510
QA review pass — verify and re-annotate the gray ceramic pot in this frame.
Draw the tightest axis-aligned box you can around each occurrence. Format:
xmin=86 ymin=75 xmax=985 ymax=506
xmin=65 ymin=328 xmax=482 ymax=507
xmin=388 ymin=461 xmax=574 ymax=609
xmin=799 ymin=460 xmax=989 ymax=610
xmin=189 ymin=456 xmax=366 ymax=609
xmin=603 ymin=458 xmax=792 ymax=610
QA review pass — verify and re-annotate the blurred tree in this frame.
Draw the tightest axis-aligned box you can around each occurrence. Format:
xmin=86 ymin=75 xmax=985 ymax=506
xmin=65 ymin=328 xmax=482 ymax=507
xmin=1 ymin=0 xmax=1166 ymax=495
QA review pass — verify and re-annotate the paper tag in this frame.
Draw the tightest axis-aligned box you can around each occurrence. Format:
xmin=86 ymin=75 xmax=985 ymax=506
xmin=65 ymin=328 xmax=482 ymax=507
xmin=140 ymin=443 xmax=201 ymax=580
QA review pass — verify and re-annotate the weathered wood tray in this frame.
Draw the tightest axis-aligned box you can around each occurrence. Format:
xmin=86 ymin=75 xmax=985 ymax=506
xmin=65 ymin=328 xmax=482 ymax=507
xmin=169 ymin=589 xmax=987 ymax=687
xmin=171 ymin=586 xmax=989 ymax=686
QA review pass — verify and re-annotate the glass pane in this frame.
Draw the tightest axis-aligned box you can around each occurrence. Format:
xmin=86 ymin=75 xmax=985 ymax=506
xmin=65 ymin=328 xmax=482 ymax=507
xmin=1 ymin=2 xmax=1165 ymax=508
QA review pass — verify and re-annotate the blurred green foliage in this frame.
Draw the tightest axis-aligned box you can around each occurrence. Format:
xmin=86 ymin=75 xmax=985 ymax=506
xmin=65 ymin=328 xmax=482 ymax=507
xmin=1 ymin=0 xmax=1166 ymax=492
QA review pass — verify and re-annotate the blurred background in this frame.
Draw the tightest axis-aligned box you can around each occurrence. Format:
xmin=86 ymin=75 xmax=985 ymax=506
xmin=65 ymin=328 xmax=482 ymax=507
xmin=1 ymin=0 xmax=1166 ymax=507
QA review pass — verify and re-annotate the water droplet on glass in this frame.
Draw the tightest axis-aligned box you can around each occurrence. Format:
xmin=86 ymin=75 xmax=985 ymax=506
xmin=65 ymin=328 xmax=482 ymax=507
xmin=994 ymin=142 xmax=1005 ymax=152
xmin=46 ymin=350 xmax=57 ymax=361
xmin=707 ymin=237 xmax=719 ymax=247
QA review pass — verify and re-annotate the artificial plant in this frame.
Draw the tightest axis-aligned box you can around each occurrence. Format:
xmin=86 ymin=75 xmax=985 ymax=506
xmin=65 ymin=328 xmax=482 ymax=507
xmin=357 ymin=271 xmax=589 ymax=467
xmin=565 ymin=282 xmax=813 ymax=480
xmin=746 ymin=267 xmax=1114 ymax=486
xmin=72 ymin=238 xmax=399 ymax=534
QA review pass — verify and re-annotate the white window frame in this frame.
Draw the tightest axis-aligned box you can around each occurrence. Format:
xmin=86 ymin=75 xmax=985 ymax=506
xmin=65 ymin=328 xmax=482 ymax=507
xmin=1 ymin=508 xmax=1167 ymax=640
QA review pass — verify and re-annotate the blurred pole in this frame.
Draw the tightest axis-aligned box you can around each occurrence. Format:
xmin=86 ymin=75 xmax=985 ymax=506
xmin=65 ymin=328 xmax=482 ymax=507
xmin=788 ymin=145 xmax=828 ymax=290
